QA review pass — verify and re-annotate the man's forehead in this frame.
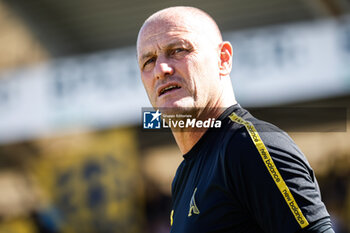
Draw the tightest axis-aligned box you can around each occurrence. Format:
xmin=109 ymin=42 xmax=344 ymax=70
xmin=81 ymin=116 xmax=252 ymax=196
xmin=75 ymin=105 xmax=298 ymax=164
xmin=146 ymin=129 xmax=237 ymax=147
xmin=137 ymin=7 xmax=222 ymax=49
xmin=137 ymin=20 xmax=197 ymax=55
xmin=139 ymin=17 xmax=195 ymax=39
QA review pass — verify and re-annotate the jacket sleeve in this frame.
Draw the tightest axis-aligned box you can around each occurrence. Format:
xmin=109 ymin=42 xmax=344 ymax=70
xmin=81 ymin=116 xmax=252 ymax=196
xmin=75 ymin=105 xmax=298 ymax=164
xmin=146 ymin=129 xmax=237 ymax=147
xmin=225 ymin=126 xmax=332 ymax=233
xmin=298 ymin=217 xmax=334 ymax=232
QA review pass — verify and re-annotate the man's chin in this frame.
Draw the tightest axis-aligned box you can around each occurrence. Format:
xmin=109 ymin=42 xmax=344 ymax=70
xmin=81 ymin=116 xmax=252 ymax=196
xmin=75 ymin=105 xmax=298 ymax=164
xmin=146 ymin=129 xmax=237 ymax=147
xmin=156 ymin=101 xmax=195 ymax=115
xmin=159 ymin=107 xmax=187 ymax=115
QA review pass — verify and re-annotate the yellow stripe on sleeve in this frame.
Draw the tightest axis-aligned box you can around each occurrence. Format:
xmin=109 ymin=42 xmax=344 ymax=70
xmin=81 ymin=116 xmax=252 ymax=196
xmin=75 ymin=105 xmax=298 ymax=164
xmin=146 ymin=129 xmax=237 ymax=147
xmin=170 ymin=210 xmax=174 ymax=226
xmin=229 ymin=112 xmax=309 ymax=228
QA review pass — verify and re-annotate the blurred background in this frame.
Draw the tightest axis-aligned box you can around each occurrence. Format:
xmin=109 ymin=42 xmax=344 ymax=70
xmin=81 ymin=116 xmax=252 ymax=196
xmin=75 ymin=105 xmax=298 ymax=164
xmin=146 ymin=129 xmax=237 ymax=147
xmin=0 ymin=0 xmax=349 ymax=232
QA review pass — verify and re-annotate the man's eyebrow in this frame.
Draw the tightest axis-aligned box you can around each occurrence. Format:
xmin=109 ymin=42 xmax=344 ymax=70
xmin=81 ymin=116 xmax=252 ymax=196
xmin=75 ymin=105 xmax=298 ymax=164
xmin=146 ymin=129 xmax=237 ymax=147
xmin=139 ymin=40 xmax=193 ymax=63
xmin=140 ymin=52 xmax=155 ymax=62
xmin=166 ymin=40 xmax=192 ymax=49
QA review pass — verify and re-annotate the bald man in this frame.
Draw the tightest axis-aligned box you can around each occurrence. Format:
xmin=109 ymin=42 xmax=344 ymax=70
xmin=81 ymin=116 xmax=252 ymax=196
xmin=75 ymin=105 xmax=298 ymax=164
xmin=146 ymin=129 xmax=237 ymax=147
xmin=137 ymin=6 xmax=334 ymax=233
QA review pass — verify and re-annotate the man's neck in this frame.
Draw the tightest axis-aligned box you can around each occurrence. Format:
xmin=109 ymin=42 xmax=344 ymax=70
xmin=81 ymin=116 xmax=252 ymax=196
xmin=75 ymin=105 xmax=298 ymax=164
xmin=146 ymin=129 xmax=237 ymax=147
xmin=171 ymin=128 xmax=206 ymax=155
xmin=170 ymin=102 xmax=235 ymax=154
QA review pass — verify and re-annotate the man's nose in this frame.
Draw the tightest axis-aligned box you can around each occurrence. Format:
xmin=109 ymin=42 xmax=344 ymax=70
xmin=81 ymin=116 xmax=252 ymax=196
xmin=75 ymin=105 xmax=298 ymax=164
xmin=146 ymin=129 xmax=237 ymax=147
xmin=154 ymin=57 xmax=174 ymax=80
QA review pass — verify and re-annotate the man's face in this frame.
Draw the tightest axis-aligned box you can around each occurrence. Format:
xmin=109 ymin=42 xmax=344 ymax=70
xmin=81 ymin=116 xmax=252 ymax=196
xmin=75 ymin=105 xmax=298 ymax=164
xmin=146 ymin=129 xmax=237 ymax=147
xmin=137 ymin=17 xmax=221 ymax=113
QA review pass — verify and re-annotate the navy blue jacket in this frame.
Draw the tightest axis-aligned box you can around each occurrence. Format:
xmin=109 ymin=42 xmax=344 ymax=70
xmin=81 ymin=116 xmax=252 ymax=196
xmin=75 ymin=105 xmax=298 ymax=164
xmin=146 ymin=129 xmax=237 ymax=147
xmin=170 ymin=105 xmax=333 ymax=233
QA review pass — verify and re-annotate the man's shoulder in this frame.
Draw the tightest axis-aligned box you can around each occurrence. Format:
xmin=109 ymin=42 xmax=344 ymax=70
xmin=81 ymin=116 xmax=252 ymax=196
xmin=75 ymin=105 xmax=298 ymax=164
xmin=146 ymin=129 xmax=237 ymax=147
xmin=221 ymin=107 xmax=307 ymax=165
xmin=221 ymin=107 xmax=289 ymax=146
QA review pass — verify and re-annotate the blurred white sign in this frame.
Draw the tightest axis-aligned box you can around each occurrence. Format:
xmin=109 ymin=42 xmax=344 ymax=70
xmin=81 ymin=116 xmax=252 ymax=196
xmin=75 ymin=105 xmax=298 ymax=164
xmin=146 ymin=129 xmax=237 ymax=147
xmin=0 ymin=48 xmax=150 ymax=143
xmin=0 ymin=17 xmax=350 ymax=144
xmin=227 ymin=17 xmax=350 ymax=106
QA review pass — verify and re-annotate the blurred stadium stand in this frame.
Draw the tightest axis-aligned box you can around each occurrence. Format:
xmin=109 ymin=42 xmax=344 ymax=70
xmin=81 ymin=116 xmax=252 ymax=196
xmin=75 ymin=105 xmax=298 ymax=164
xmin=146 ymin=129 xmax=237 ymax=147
xmin=5 ymin=0 xmax=349 ymax=57
xmin=0 ymin=0 xmax=350 ymax=232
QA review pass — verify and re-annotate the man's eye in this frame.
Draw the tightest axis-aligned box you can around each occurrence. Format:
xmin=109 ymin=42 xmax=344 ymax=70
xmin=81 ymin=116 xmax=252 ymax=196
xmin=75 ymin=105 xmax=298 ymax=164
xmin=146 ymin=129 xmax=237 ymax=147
xmin=143 ymin=58 xmax=155 ymax=68
xmin=171 ymin=48 xmax=186 ymax=55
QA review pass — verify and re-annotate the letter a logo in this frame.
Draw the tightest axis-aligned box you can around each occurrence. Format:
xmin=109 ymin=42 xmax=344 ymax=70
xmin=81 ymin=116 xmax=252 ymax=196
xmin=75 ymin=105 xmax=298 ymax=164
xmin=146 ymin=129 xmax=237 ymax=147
xmin=188 ymin=187 xmax=200 ymax=217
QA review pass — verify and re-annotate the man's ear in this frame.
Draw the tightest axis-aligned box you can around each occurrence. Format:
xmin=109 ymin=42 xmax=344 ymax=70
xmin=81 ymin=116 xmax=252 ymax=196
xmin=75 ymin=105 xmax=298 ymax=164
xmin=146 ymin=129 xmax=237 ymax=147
xmin=219 ymin=41 xmax=233 ymax=76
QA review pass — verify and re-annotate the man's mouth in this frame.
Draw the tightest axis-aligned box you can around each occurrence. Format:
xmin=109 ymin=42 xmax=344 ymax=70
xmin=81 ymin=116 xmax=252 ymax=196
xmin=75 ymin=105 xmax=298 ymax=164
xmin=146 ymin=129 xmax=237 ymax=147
xmin=159 ymin=85 xmax=181 ymax=96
